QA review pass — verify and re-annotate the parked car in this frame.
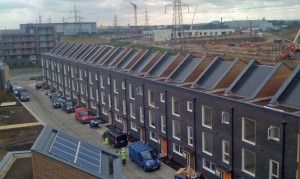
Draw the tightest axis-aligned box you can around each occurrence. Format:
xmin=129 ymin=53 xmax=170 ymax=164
xmin=129 ymin=141 xmax=160 ymax=172
xmin=35 ymin=83 xmax=43 ymax=90
xmin=18 ymin=91 xmax=30 ymax=102
xmin=102 ymin=128 xmax=128 ymax=148
xmin=13 ymin=86 xmax=23 ymax=96
xmin=52 ymin=97 xmax=63 ymax=108
xmin=61 ymin=100 xmax=75 ymax=113
xmin=75 ymin=107 xmax=93 ymax=124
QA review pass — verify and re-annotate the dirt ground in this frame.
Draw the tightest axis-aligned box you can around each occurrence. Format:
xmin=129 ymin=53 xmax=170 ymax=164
xmin=3 ymin=157 xmax=33 ymax=179
xmin=0 ymin=105 xmax=38 ymax=126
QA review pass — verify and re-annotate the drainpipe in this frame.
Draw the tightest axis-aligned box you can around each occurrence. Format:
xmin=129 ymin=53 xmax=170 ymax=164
xmin=231 ymin=107 xmax=234 ymax=178
xmin=193 ymin=97 xmax=197 ymax=170
xmin=281 ymin=121 xmax=286 ymax=179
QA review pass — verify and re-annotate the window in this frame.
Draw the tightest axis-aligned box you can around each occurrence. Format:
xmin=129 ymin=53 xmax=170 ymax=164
xmin=172 ymin=120 xmax=181 ymax=140
xmin=202 ymin=158 xmax=216 ymax=174
xmin=172 ymin=97 xmax=180 ymax=116
xmin=173 ymin=143 xmax=183 ymax=156
xmin=131 ymin=121 xmax=138 ymax=131
xmin=222 ymin=111 xmax=229 ymax=124
xmin=202 ymin=106 xmax=212 ymax=128
xmin=115 ymin=114 xmax=122 ymax=123
xmin=140 ymin=107 xmax=144 ymax=123
xmin=107 ymin=77 xmax=110 ymax=85
xmin=84 ymin=70 xmax=87 ymax=77
xmin=150 ymin=131 xmax=158 ymax=142
xmin=123 ymin=100 xmax=126 ymax=114
xmin=148 ymin=90 xmax=155 ymax=107
xmin=160 ymin=93 xmax=165 ymax=103
xmin=90 ymin=87 xmax=93 ymax=99
xmin=102 ymin=108 xmax=108 ymax=115
xmin=187 ymin=101 xmax=193 ymax=112
xmin=89 ymin=72 xmax=93 ymax=84
xmin=113 ymin=79 xmax=118 ymax=93
xmin=188 ymin=126 xmax=193 ymax=146
xmin=114 ymin=97 xmax=119 ymax=111
xmin=96 ymin=89 xmax=99 ymax=102
xmin=122 ymin=81 xmax=125 ymax=89
xmin=161 ymin=115 xmax=166 ymax=133
xmin=242 ymin=118 xmax=256 ymax=145
xmin=222 ymin=140 xmax=229 ymax=164
xmin=130 ymin=103 xmax=136 ymax=119
xmin=101 ymin=91 xmax=105 ymax=105
xmin=269 ymin=160 xmax=279 ymax=179
xmin=95 ymin=73 xmax=98 ymax=81
xmin=242 ymin=149 xmax=256 ymax=177
xmin=129 ymin=84 xmax=135 ymax=99
xmin=91 ymin=101 xmax=96 ymax=109
xmin=100 ymin=75 xmax=104 ymax=89
xmin=71 ymin=67 xmax=74 ymax=77
xmin=202 ymin=132 xmax=212 ymax=155
xmin=268 ymin=126 xmax=280 ymax=141
xmin=137 ymin=87 xmax=143 ymax=95
xmin=149 ymin=110 xmax=157 ymax=128
xmin=108 ymin=94 xmax=111 ymax=107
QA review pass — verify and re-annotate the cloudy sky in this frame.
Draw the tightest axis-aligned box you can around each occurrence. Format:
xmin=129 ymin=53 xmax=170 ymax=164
xmin=0 ymin=0 xmax=299 ymax=29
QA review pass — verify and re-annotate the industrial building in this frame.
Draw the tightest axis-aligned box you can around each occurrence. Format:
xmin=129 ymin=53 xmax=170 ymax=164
xmin=0 ymin=24 xmax=57 ymax=66
xmin=41 ymin=42 xmax=300 ymax=179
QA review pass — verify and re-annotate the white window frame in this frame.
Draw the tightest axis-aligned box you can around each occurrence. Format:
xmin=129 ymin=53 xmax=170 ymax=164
xmin=202 ymin=132 xmax=213 ymax=156
xmin=101 ymin=91 xmax=105 ymax=105
xmin=130 ymin=103 xmax=136 ymax=119
xmin=149 ymin=110 xmax=156 ymax=129
xmin=113 ymin=79 xmax=118 ymax=94
xmin=131 ymin=121 xmax=138 ymax=131
xmin=96 ymin=89 xmax=99 ymax=102
xmin=107 ymin=76 xmax=110 ymax=85
xmin=108 ymin=94 xmax=111 ymax=107
xmin=90 ymin=87 xmax=93 ymax=99
xmin=242 ymin=148 xmax=256 ymax=177
xmin=172 ymin=120 xmax=181 ymax=140
xmin=140 ymin=107 xmax=144 ymax=123
xmin=242 ymin=118 xmax=256 ymax=145
xmin=122 ymin=81 xmax=125 ymax=89
xmin=150 ymin=131 xmax=158 ymax=142
xmin=187 ymin=126 xmax=193 ymax=146
xmin=173 ymin=143 xmax=183 ymax=156
xmin=100 ymin=75 xmax=104 ymax=89
xmin=172 ymin=97 xmax=180 ymax=117
xmin=202 ymin=158 xmax=216 ymax=174
xmin=202 ymin=106 xmax=212 ymax=129
xmin=160 ymin=93 xmax=165 ymax=103
xmin=161 ymin=115 xmax=166 ymax=133
xmin=222 ymin=111 xmax=229 ymax=124
xmin=123 ymin=100 xmax=126 ymax=115
xmin=102 ymin=108 xmax=108 ymax=115
xmin=129 ymin=84 xmax=135 ymax=100
xmin=95 ymin=73 xmax=98 ymax=81
xmin=114 ymin=96 xmax=119 ymax=111
xmin=148 ymin=90 xmax=155 ymax=107
xmin=187 ymin=101 xmax=193 ymax=112
xmin=268 ymin=126 xmax=280 ymax=141
xmin=91 ymin=101 xmax=96 ymax=109
xmin=89 ymin=72 xmax=93 ymax=84
xmin=115 ymin=114 xmax=122 ymax=123
xmin=137 ymin=87 xmax=143 ymax=95
xmin=222 ymin=140 xmax=229 ymax=164
xmin=269 ymin=160 xmax=279 ymax=179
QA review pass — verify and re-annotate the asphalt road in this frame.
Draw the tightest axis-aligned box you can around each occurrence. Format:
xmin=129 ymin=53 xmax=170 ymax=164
xmin=12 ymin=78 xmax=176 ymax=179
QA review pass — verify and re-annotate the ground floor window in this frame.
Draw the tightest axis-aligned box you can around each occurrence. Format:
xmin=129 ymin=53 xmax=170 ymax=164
xmin=202 ymin=158 xmax=216 ymax=174
xmin=173 ymin=143 xmax=183 ymax=156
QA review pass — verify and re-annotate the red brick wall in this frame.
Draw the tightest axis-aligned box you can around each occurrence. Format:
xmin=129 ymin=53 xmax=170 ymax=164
xmin=32 ymin=152 xmax=99 ymax=179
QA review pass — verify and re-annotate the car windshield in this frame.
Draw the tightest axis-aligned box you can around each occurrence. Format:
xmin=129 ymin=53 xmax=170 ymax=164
xmin=20 ymin=91 xmax=28 ymax=96
xmin=80 ymin=111 xmax=89 ymax=116
xmin=65 ymin=101 xmax=73 ymax=107
xmin=141 ymin=150 xmax=157 ymax=160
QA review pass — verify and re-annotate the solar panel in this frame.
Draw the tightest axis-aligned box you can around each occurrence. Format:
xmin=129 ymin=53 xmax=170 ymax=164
xmin=49 ymin=132 xmax=101 ymax=174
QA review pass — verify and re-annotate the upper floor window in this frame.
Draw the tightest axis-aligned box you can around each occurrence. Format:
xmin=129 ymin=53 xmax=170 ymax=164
xmin=172 ymin=97 xmax=180 ymax=117
xmin=148 ymin=90 xmax=155 ymax=107
xmin=242 ymin=148 xmax=256 ymax=177
xmin=222 ymin=140 xmax=229 ymax=164
xmin=107 ymin=77 xmax=110 ymax=85
xmin=130 ymin=103 xmax=136 ymax=119
xmin=140 ymin=107 xmax=144 ymax=123
xmin=188 ymin=126 xmax=193 ymax=146
xmin=161 ymin=115 xmax=166 ymax=133
xmin=160 ymin=93 xmax=165 ymax=103
xmin=268 ymin=126 xmax=280 ymax=141
xmin=269 ymin=160 xmax=279 ymax=179
xmin=122 ymin=81 xmax=125 ymax=89
xmin=129 ymin=84 xmax=135 ymax=99
xmin=149 ymin=110 xmax=157 ymax=128
xmin=202 ymin=132 xmax=212 ymax=156
xmin=202 ymin=106 xmax=212 ymax=129
xmin=89 ymin=72 xmax=93 ymax=84
xmin=100 ymin=75 xmax=104 ymax=89
xmin=172 ymin=120 xmax=181 ymax=140
xmin=113 ymin=79 xmax=118 ymax=94
xmin=242 ymin=118 xmax=256 ymax=145
xmin=187 ymin=101 xmax=193 ymax=112
xmin=123 ymin=100 xmax=126 ymax=115
xmin=222 ymin=111 xmax=229 ymax=124
xmin=114 ymin=97 xmax=119 ymax=111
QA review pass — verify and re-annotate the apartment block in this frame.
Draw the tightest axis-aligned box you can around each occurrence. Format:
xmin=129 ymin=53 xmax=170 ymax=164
xmin=0 ymin=24 xmax=57 ymax=66
xmin=41 ymin=42 xmax=300 ymax=179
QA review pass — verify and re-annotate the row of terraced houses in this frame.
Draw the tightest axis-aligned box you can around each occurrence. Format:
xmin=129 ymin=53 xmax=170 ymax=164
xmin=41 ymin=42 xmax=300 ymax=179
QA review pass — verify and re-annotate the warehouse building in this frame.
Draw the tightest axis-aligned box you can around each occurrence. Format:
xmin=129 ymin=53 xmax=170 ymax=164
xmin=41 ymin=42 xmax=300 ymax=179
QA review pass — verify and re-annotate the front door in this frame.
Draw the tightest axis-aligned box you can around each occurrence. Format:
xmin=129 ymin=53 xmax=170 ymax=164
xmin=162 ymin=139 xmax=167 ymax=155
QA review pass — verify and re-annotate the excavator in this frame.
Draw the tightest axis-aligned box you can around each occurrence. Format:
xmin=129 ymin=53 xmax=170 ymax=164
xmin=281 ymin=28 xmax=300 ymax=59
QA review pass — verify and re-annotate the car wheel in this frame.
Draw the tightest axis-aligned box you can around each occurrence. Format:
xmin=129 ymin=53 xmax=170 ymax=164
xmin=143 ymin=166 xmax=147 ymax=172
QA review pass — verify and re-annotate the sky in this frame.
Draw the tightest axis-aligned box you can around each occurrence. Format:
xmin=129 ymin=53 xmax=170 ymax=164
xmin=0 ymin=0 xmax=300 ymax=30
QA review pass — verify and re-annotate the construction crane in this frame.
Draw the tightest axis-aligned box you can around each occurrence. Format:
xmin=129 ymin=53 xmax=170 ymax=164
xmin=130 ymin=2 xmax=137 ymax=26
xmin=284 ymin=28 xmax=300 ymax=58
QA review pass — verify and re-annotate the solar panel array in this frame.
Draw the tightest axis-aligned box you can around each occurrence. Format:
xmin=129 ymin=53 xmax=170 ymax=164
xmin=49 ymin=132 xmax=101 ymax=174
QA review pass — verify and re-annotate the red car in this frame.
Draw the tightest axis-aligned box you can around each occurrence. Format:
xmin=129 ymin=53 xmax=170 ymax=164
xmin=74 ymin=107 xmax=92 ymax=124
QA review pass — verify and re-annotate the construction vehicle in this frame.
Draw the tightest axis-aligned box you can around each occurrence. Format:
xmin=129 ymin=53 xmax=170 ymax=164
xmin=281 ymin=28 xmax=300 ymax=59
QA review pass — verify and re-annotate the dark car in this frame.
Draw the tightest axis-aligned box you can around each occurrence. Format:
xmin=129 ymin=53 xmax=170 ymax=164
xmin=18 ymin=91 xmax=30 ymax=102
xmin=61 ymin=100 xmax=75 ymax=113
xmin=102 ymin=128 xmax=128 ymax=148
xmin=52 ymin=97 xmax=63 ymax=108
xmin=35 ymin=83 xmax=43 ymax=90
